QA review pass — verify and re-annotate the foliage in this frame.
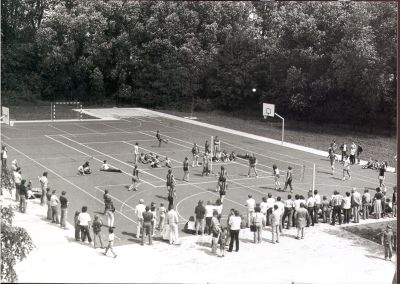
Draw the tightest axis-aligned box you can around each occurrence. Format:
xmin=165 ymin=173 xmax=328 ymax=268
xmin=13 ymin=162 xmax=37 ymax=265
xmin=1 ymin=167 xmax=14 ymax=196
xmin=1 ymin=206 xmax=34 ymax=283
xmin=1 ymin=1 xmax=396 ymax=128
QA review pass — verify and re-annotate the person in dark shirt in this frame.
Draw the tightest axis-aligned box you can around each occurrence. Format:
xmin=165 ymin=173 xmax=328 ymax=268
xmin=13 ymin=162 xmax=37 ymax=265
xmin=142 ymin=206 xmax=153 ymax=245
xmin=393 ymin=186 xmax=397 ymax=217
xmin=46 ymin=187 xmax=52 ymax=220
xmin=59 ymin=191 xmax=68 ymax=229
xmin=92 ymin=215 xmax=104 ymax=249
xmin=194 ymin=200 xmax=206 ymax=235
xmin=19 ymin=179 xmax=28 ymax=213
xmin=247 ymin=154 xmax=258 ymax=178
xmin=156 ymin=130 xmax=168 ymax=147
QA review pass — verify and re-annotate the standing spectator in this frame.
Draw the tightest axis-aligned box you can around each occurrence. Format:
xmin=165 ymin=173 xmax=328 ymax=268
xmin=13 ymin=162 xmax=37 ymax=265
xmin=202 ymin=152 xmax=211 ymax=176
xmin=182 ymin=157 xmax=190 ymax=182
xmin=205 ymin=140 xmax=210 ymax=154
xmin=18 ymin=179 xmax=28 ymax=213
xmin=245 ymin=194 xmax=256 ymax=227
xmin=251 ymin=206 xmax=266 ymax=244
xmin=356 ymin=144 xmax=363 ymax=164
xmin=128 ymin=165 xmax=140 ymax=191
xmin=306 ymin=192 xmax=316 ymax=226
xmin=330 ymin=191 xmax=343 ymax=225
xmin=132 ymin=142 xmax=139 ymax=165
xmin=351 ymin=188 xmax=361 ymax=223
xmin=274 ymin=197 xmax=285 ymax=232
xmin=194 ymin=200 xmax=206 ymax=235
xmin=78 ymin=206 xmax=92 ymax=243
xmin=292 ymin=195 xmax=302 ymax=225
xmin=150 ymin=203 xmax=157 ymax=236
xmin=46 ymin=188 xmax=52 ymax=220
xmin=59 ymin=191 xmax=68 ymax=229
xmin=141 ymin=206 xmax=153 ymax=246
xmin=92 ymin=215 xmax=104 ymax=249
xmin=166 ymin=169 xmax=176 ymax=207
xmin=321 ymin=196 xmax=331 ymax=223
xmin=328 ymin=150 xmax=336 ymax=175
xmin=283 ymin=166 xmax=293 ymax=192
xmin=271 ymin=205 xmax=281 ymax=243
xmin=282 ymin=194 xmax=294 ymax=229
xmin=214 ymin=199 xmax=223 ymax=221
xmin=314 ymin=190 xmax=321 ymax=223
xmin=295 ymin=203 xmax=310 ymax=240
xmin=1 ymin=146 xmax=7 ymax=169
xmin=226 ymin=208 xmax=235 ymax=245
xmin=362 ymin=189 xmax=371 ymax=219
xmin=392 ymin=186 xmax=397 ymax=218
xmin=210 ymin=210 xmax=221 ymax=254
xmin=378 ymin=163 xmax=386 ymax=188
xmin=103 ymin=189 xmax=110 ymax=215
xmin=205 ymin=201 xmax=214 ymax=235
xmin=135 ymin=199 xmax=146 ymax=238
xmin=228 ymin=210 xmax=241 ymax=252
xmin=219 ymin=227 xmax=228 ymax=257
xmin=260 ymin=197 xmax=268 ymax=221
xmin=11 ymin=159 xmax=18 ymax=171
xmin=38 ymin=172 xmax=48 ymax=206
xmin=342 ymin=192 xmax=352 ymax=224
xmin=191 ymin=143 xmax=200 ymax=167
xmin=342 ymin=155 xmax=351 ymax=180
xmin=213 ymin=136 xmax=221 ymax=156
xmin=266 ymin=193 xmax=275 ymax=226
xmin=157 ymin=202 xmax=166 ymax=231
xmin=340 ymin=143 xmax=347 ymax=162
xmin=104 ymin=197 xmax=115 ymax=228
xmin=350 ymin=142 xmax=357 ymax=165
xmin=13 ymin=167 xmax=22 ymax=202
xmin=247 ymin=153 xmax=258 ymax=178
xmin=74 ymin=211 xmax=81 ymax=241
xmin=103 ymin=228 xmax=117 ymax=258
xmin=50 ymin=190 xmax=60 ymax=224
xmin=380 ymin=225 xmax=394 ymax=261
xmin=167 ymin=205 xmax=179 ymax=245
xmin=373 ymin=188 xmax=383 ymax=219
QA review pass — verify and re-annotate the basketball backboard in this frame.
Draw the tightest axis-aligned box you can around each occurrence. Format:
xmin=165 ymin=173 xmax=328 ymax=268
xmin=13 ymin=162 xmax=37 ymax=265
xmin=262 ymin=103 xmax=275 ymax=118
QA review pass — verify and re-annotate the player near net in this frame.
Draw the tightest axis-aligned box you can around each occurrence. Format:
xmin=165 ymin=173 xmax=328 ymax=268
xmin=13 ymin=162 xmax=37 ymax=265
xmin=202 ymin=151 xmax=211 ymax=176
xmin=166 ymin=169 xmax=177 ymax=207
xmin=156 ymin=130 xmax=168 ymax=147
xmin=247 ymin=153 xmax=258 ymax=178
xmin=128 ymin=165 xmax=140 ymax=191
xmin=272 ymin=164 xmax=281 ymax=191
xmin=216 ymin=165 xmax=228 ymax=192
xmin=192 ymin=143 xmax=200 ymax=167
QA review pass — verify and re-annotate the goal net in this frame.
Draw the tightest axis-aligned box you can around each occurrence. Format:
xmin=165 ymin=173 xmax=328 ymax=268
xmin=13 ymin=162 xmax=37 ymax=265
xmin=51 ymin=102 xmax=83 ymax=120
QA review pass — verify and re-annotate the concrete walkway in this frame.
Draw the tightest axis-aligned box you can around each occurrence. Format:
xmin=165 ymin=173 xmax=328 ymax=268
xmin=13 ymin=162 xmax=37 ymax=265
xmin=3 ymin=192 xmax=395 ymax=284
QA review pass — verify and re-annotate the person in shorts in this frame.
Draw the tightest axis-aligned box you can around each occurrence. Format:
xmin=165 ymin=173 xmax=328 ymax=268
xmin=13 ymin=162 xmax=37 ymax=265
xmin=100 ymin=160 xmax=122 ymax=173
xmin=191 ymin=143 xmax=200 ymax=167
xmin=247 ymin=153 xmax=258 ymax=178
xmin=213 ymin=136 xmax=221 ymax=156
xmin=202 ymin=152 xmax=211 ymax=176
xmin=182 ymin=157 xmax=190 ymax=182
xmin=272 ymin=164 xmax=281 ymax=190
xmin=132 ymin=142 xmax=139 ymax=164
xmin=342 ymin=155 xmax=351 ymax=180
xmin=156 ymin=130 xmax=168 ymax=147
xmin=329 ymin=150 xmax=336 ymax=175
xmin=216 ymin=165 xmax=228 ymax=192
xmin=128 ymin=165 xmax=140 ymax=191
xmin=103 ymin=227 xmax=117 ymax=258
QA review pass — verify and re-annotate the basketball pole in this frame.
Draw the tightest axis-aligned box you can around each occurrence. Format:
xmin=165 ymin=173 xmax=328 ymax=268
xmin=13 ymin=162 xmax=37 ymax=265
xmin=312 ymin=163 xmax=316 ymax=194
xmin=275 ymin=112 xmax=285 ymax=145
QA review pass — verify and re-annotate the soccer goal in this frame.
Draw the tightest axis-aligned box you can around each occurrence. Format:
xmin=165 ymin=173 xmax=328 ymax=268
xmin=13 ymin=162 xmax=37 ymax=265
xmin=51 ymin=101 xmax=83 ymax=121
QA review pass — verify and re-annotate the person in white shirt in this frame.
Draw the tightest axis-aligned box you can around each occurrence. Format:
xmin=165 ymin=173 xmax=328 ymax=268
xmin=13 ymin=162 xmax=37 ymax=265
xmin=50 ymin=190 xmax=60 ymax=223
xmin=132 ymin=142 xmax=139 ymax=165
xmin=260 ymin=197 xmax=268 ymax=218
xmin=274 ymin=196 xmax=285 ymax=232
xmin=271 ymin=205 xmax=281 ymax=243
xmin=103 ymin=227 xmax=117 ymax=258
xmin=351 ymin=187 xmax=362 ymax=223
xmin=342 ymin=155 xmax=351 ymax=180
xmin=306 ymin=192 xmax=316 ymax=226
xmin=282 ymin=194 xmax=294 ymax=229
xmin=11 ymin=159 xmax=18 ymax=171
xmin=205 ymin=201 xmax=214 ymax=235
xmin=266 ymin=193 xmax=275 ymax=225
xmin=1 ymin=146 xmax=7 ymax=169
xmin=38 ymin=172 xmax=49 ymax=206
xmin=350 ymin=142 xmax=357 ymax=165
xmin=100 ymin=160 xmax=122 ymax=173
xmin=78 ymin=206 xmax=92 ymax=243
xmin=314 ymin=190 xmax=321 ymax=224
xmin=245 ymin=194 xmax=256 ymax=227
xmin=77 ymin=161 xmax=91 ymax=175
xmin=228 ymin=210 xmax=241 ymax=252
xmin=272 ymin=165 xmax=281 ymax=191
xmin=13 ymin=168 xmax=22 ymax=202
xmin=167 ymin=205 xmax=179 ymax=245
xmin=342 ymin=192 xmax=352 ymax=224
xmin=135 ymin=199 xmax=146 ymax=238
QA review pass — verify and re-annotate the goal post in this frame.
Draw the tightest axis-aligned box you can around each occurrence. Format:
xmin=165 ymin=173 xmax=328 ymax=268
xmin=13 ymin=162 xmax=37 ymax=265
xmin=51 ymin=101 xmax=83 ymax=121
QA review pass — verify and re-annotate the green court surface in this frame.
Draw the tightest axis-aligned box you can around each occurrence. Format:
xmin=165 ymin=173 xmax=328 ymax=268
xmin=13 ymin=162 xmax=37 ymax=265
xmin=1 ymin=115 xmax=396 ymax=245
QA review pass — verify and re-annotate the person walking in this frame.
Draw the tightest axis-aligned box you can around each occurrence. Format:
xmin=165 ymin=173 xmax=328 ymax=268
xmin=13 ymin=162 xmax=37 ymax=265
xmin=194 ymin=200 xmax=206 ymax=235
xmin=342 ymin=155 xmax=351 ymax=180
xmin=78 ymin=206 xmax=92 ymax=243
xmin=156 ymin=130 xmax=168 ymax=147
xmin=362 ymin=189 xmax=371 ymax=219
xmin=92 ymin=215 xmax=104 ymax=249
xmin=295 ymin=203 xmax=310 ymax=239
xmin=50 ymin=189 xmax=60 ymax=224
xmin=39 ymin=172 xmax=49 ymax=206
xmin=103 ymin=228 xmax=117 ymax=258
xmin=132 ymin=142 xmax=139 ymax=165
xmin=141 ymin=206 xmax=153 ymax=245
xmin=59 ymin=191 xmax=68 ymax=229
xmin=330 ymin=191 xmax=343 ymax=225
xmin=228 ymin=210 xmax=241 ymax=252
xmin=351 ymin=188 xmax=361 ymax=223
xmin=167 ymin=205 xmax=179 ymax=245
xmin=380 ymin=224 xmax=394 ymax=261
xmin=18 ymin=179 xmax=28 ymax=213
xmin=247 ymin=153 xmax=258 ymax=178
xmin=245 ymin=194 xmax=256 ymax=227
xmin=328 ymin=150 xmax=336 ymax=175
xmin=282 ymin=194 xmax=294 ymax=229
xmin=251 ymin=206 xmax=266 ymax=244
xmin=283 ymin=166 xmax=293 ymax=192
xmin=182 ymin=157 xmax=190 ymax=182
xmin=378 ymin=163 xmax=386 ymax=188
xmin=135 ymin=199 xmax=146 ymax=238
xmin=128 ymin=165 xmax=140 ymax=191
xmin=342 ymin=192 xmax=352 ymax=224
xmin=340 ymin=143 xmax=347 ymax=162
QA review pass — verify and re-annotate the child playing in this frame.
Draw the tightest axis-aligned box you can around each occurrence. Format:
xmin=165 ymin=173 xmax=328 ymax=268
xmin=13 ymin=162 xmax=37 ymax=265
xmin=157 ymin=203 xmax=166 ymax=231
xmin=272 ymin=164 xmax=281 ymax=191
xmin=103 ymin=227 xmax=117 ymax=258
xmin=164 ymin=156 xmax=172 ymax=168
xmin=219 ymin=227 xmax=228 ymax=257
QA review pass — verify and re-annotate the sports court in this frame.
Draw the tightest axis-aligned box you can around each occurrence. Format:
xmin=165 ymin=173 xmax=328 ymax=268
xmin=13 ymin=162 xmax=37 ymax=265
xmin=1 ymin=108 xmax=396 ymax=245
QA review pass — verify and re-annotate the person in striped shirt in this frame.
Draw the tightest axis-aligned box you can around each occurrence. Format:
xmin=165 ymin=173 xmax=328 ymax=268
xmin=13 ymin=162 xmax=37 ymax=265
xmin=330 ymin=190 xmax=343 ymax=225
xmin=283 ymin=166 xmax=293 ymax=192
xmin=191 ymin=143 xmax=200 ymax=167
xmin=166 ymin=169 xmax=176 ymax=207
xmin=182 ymin=157 xmax=190 ymax=182
xmin=216 ymin=165 xmax=228 ymax=192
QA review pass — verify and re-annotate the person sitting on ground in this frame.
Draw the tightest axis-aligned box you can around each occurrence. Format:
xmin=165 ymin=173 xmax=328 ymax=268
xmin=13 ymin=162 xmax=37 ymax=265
xmin=26 ymin=180 xmax=41 ymax=199
xmin=229 ymin=151 xmax=237 ymax=161
xmin=213 ymin=150 xmax=222 ymax=162
xmin=78 ymin=161 xmax=91 ymax=175
xmin=183 ymin=216 xmax=196 ymax=234
xmin=164 ymin=156 xmax=172 ymax=168
xmin=100 ymin=160 xmax=122 ymax=173
xmin=150 ymin=156 xmax=161 ymax=168
xmin=362 ymin=157 xmax=374 ymax=169
xmin=221 ymin=150 xmax=229 ymax=162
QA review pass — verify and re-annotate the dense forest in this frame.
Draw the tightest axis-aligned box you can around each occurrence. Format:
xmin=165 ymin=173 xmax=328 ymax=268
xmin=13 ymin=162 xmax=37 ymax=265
xmin=1 ymin=1 xmax=397 ymax=127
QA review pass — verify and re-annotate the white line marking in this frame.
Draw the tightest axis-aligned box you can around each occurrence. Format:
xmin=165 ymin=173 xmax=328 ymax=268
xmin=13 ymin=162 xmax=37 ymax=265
xmin=47 ymin=124 xmax=73 ymax=135
xmin=73 ymin=123 xmax=101 ymax=133
xmin=83 ymin=139 xmax=154 ymax=145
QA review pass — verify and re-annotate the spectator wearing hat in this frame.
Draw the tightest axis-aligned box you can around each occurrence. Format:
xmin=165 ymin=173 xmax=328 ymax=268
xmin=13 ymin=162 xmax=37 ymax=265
xmin=245 ymin=194 xmax=255 ymax=227
xmin=78 ymin=206 xmax=92 ymax=243
xmin=59 ymin=191 xmax=68 ymax=229
xmin=380 ymin=224 xmax=394 ymax=261
xmin=18 ymin=179 xmax=28 ymax=213
xmin=194 ymin=200 xmax=206 ymax=235
xmin=39 ymin=172 xmax=49 ymax=206
xmin=92 ymin=215 xmax=104 ymax=249
xmin=50 ymin=189 xmax=60 ymax=224
xmin=135 ymin=199 xmax=146 ymax=238
xmin=141 ymin=206 xmax=153 ymax=245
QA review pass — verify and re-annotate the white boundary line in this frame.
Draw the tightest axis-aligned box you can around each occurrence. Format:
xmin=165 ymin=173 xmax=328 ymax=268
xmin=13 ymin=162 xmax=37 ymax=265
xmin=47 ymin=124 xmax=74 ymax=135
xmin=73 ymin=123 xmax=101 ymax=133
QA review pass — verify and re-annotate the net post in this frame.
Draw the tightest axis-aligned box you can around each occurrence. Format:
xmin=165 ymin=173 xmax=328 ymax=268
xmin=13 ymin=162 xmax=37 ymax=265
xmin=79 ymin=102 xmax=82 ymax=120
xmin=312 ymin=164 xmax=316 ymax=193
xmin=210 ymin=135 xmax=213 ymax=174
